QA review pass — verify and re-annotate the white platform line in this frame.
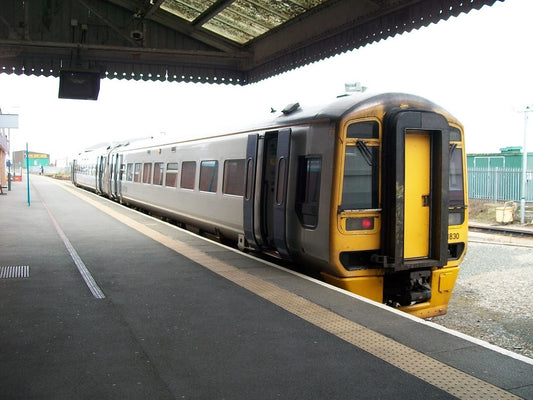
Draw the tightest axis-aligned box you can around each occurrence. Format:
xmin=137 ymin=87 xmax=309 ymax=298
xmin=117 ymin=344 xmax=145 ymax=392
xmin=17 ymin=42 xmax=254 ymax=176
xmin=34 ymin=185 xmax=105 ymax=299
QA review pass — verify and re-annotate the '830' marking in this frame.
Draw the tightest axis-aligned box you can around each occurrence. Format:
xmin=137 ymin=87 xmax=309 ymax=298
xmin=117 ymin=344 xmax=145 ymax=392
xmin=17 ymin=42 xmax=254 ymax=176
xmin=448 ymin=232 xmax=460 ymax=241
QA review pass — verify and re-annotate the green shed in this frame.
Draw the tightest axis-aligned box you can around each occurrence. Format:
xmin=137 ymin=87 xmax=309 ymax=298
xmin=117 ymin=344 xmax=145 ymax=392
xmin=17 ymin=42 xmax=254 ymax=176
xmin=467 ymin=147 xmax=533 ymax=169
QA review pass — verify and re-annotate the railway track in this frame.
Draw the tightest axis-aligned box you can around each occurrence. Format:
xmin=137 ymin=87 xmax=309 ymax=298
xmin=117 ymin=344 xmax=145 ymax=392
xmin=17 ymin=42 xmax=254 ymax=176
xmin=468 ymin=222 xmax=533 ymax=249
xmin=469 ymin=222 xmax=533 ymax=238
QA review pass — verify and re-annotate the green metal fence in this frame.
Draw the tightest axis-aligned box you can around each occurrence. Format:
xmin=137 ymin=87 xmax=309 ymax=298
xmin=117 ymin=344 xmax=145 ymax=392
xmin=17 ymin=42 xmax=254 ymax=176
xmin=468 ymin=167 xmax=533 ymax=202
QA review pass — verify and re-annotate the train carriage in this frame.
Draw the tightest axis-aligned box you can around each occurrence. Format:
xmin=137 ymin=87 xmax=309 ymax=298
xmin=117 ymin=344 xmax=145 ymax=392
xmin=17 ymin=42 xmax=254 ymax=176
xmin=73 ymin=92 xmax=468 ymax=318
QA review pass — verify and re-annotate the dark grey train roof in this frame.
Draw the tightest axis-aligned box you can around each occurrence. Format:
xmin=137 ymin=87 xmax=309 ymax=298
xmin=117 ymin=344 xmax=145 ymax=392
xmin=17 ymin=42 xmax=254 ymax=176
xmin=78 ymin=92 xmax=455 ymax=154
xmin=265 ymin=92 xmax=454 ymax=127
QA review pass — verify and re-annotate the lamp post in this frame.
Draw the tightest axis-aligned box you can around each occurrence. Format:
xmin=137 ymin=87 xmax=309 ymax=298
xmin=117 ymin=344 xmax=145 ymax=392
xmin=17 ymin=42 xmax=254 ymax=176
xmin=26 ymin=142 xmax=30 ymax=206
xmin=520 ymin=106 xmax=532 ymax=224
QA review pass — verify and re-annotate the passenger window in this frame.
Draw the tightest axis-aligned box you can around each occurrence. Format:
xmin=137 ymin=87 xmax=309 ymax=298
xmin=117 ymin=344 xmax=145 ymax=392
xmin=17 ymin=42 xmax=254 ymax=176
xmin=200 ymin=160 xmax=218 ymax=192
xmin=245 ymin=159 xmax=254 ymax=200
xmin=153 ymin=162 xmax=164 ymax=186
xmin=165 ymin=163 xmax=178 ymax=187
xmin=133 ymin=163 xmax=142 ymax=183
xmin=275 ymin=158 xmax=286 ymax=205
xmin=143 ymin=163 xmax=152 ymax=184
xmin=296 ymin=156 xmax=322 ymax=228
xmin=223 ymin=159 xmax=245 ymax=196
xmin=181 ymin=161 xmax=196 ymax=189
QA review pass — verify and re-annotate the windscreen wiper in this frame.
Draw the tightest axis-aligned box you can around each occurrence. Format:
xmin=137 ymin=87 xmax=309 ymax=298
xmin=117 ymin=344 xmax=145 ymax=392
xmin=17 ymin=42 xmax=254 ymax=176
xmin=449 ymin=143 xmax=457 ymax=156
xmin=356 ymin=140 xmax=375 ymax=167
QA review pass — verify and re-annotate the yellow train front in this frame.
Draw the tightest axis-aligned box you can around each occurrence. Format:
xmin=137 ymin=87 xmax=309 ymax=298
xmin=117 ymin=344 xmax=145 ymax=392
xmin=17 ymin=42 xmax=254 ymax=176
xmin=318 ymin=94 xmax=466 ymax=318
xmin=253 ymin=93 xmax=468 ymax=318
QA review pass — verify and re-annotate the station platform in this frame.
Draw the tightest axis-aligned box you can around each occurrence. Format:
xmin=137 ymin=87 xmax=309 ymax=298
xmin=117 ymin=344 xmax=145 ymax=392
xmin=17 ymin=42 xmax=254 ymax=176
xmin=1 ymin=175 xmax=532 ymax=400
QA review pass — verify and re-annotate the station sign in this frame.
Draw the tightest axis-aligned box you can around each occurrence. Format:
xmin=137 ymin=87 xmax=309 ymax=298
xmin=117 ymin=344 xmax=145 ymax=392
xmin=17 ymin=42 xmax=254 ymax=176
xmin=0 ymin=114 xmax=19 ymax=128
xmin=28 ymin=153 xmax=48 ymax=159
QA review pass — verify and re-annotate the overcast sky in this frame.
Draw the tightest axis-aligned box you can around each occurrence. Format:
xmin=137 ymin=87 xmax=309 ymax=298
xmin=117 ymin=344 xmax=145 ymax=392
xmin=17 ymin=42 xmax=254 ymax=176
xmin=1 ymin=0 xmax=532 ymax=164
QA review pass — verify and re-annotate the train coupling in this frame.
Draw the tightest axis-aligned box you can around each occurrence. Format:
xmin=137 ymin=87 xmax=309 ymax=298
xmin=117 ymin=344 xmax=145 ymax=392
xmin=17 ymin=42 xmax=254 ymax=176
xmin=384 ymin=269 xmax=432 ymax=307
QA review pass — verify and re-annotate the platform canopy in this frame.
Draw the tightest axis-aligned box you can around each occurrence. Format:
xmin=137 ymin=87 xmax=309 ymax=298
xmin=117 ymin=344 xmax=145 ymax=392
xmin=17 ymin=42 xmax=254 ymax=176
xmin=0 ymin=0 xmax=501 ymax=85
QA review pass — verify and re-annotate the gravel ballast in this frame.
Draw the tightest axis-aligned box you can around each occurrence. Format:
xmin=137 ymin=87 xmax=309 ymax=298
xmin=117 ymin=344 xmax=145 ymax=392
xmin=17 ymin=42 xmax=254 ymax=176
xmin=434 ymin=234 xmax=533 ymax=359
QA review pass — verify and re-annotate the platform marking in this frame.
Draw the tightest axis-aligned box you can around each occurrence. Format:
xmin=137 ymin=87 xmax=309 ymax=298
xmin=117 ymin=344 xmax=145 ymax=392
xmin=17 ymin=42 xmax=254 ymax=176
xmin=0 ymin=265 xmax=30 ymax=279
xmin=33 ymin=184 xmax=105 ymax=299
xmin=59 ymin=182 xmax=522 ymax=400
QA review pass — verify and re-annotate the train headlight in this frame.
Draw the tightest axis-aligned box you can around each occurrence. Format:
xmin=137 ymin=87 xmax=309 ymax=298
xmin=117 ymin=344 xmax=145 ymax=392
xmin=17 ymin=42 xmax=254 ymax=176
xmin=346 ymin=217 xmax=374 ymax=231
xmin=448 ymin=211 xmax=464 ymax=226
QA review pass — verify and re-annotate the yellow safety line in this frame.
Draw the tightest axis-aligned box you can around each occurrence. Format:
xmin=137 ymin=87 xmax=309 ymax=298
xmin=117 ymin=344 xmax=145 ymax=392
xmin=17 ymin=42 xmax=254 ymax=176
xmin=58 ymin=182 xmax=522 ymax=400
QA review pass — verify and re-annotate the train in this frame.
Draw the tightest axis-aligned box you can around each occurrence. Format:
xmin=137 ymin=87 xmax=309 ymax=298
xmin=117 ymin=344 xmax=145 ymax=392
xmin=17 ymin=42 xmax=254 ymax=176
xmin=72 ymin=92 xmax=468 ymax=318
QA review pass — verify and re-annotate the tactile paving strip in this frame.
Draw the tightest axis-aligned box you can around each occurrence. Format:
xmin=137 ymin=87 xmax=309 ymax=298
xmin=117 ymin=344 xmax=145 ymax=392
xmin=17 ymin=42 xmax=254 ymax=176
xmin=62 ymin=183 xmax=522 ymax=400
xmin=0 ymin=265 xmax=30 ymax=279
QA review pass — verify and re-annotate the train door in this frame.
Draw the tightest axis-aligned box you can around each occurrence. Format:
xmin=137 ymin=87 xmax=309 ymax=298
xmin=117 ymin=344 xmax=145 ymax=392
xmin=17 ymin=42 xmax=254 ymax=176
xmin=71 ymin=159 xmax=77 ymax=185
xmin=382 ymin=111 xmax=449 ymax=270
xmin=107 ymin=157 xmax=113 ymax=195
xmin=244 ymin=134 xmax=261 ymax=249
xmin=243 ymin=130 xmax=291 ymax=258
xmin=272 ymin=130 xmax=291 ymax=258
xmin=109 ymin=153 xmax=115 ymax=198
xmin=404 ymin=131 xmax=430 ymax=258
xmin=97 ymin=155 xmax=106 ymax=194
xmin=111 ymin=153 xmax=122 ymax=199
xmin=101 ymin=154 xmax=114 ymax=196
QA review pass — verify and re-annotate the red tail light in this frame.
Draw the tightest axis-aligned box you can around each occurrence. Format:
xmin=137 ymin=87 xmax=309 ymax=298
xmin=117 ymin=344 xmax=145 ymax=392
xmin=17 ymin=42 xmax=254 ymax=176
xmin=361 ymin=218 xmax=373 ymax=229
xmin=346 ymin=217 xmax=375 ymax=231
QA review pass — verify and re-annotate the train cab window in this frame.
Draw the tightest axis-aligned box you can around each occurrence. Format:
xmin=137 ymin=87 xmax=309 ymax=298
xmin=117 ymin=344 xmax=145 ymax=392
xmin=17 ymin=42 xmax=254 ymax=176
xmin=165 ymin=163 xmax=178 ymax=187
xmin=347 ymin=121 xmax=379 ymax=139
xmin=126 ymin=163 xmax=133 ymax=181
xmin=449 ymin=128 xmax=464 ymax=204
xmin=181 ymin=161 xmax=196 ymax=189
xmin=341 ymin=121 xmax=379 ymax=210
xmin=449 ymin=150 xmax=464 ymax=202
xmin=449 ymin=127 xmax=465 ymax=225
xmin=449 ymin=127 xmax=462 ymax=142
xmin=143 ymin=163 xmax=152 ymax=184
xmin=296 ymin=156 xmax=322 ymax=228
xmin=153 ymin=163 xmax=164 ymax=186
xmin=133 ymin=163 xmax=142 ymax=183
xmin=223 ymin=159 xmax=245 ymax=196
xmin=200 ymin=160 xmax=218 ymax=192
